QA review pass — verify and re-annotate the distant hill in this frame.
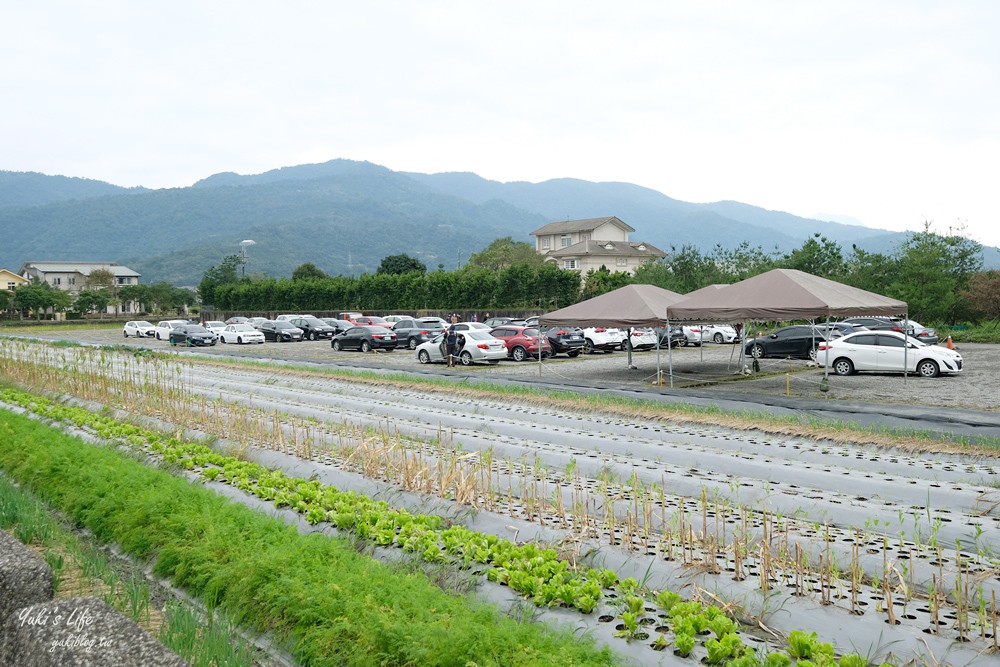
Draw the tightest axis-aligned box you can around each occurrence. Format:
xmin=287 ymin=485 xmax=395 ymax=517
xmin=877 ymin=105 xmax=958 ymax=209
xmin=0 ymin=159 xmax=996 ymax=285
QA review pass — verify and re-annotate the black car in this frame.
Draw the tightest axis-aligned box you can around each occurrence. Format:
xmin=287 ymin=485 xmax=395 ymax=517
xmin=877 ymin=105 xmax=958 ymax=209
xmin=744 ymin=325 xmax=832 ymax=360
xmin=655 ymin=326 xmax=686 ymax=349
xmin=290 ymin=317 xmax=337 ymax=340
xmin=331 ymin=326 xmax=398 ymax=352
xmin=321 ymin=318 xmax=355 ymax=334
xmin=540 ymin=326 xmax=585 ymax=357
xmin=258 ymin=320 xmax=304 ymax=342
xmin=391 ymin=317 xmax=446 ymax=350
xmin=168 ymin=325 xmax=217 ymax=347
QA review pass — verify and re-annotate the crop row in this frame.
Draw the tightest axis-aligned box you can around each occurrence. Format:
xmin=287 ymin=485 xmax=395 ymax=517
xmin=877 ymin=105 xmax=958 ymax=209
xmin=0 ymin=384 xmax=893 ymax=666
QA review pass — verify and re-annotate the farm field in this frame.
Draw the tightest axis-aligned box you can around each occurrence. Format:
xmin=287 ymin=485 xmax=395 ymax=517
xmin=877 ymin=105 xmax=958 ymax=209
xmin=1 ymin=335 xmax=999 ymax=666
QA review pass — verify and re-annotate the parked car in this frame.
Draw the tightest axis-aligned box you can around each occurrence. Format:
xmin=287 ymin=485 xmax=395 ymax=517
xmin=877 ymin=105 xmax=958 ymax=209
xmin=202 ymin=320 xmax=227 ymax=338
xmin=581 ymin=327 xmax=620 ymax=354
xmin=744 ymin=325 xmax=833 ymax=361
xmin=540 ymin=326 xmax=585 ymax=357
xmin=123 ymin=320 xmax=155 ymax=338
xmin=391 ymin=317 xmax=446 ymax=350
xmin=699 ymin=324 xmax=740 ymax=344
xmin=818 ymin=330 xmax=962 ymax=377
xmin=257 ymin=320 xmax=304 ymax=342
xmin=622 ymin=328 xmax=658 ymax=351
xmin=290 ymin=316 xmax=338 ymax=340
xmin=275 ymin=314 xmax=307 ymax=322
xmin=224 ymin=316 xmax=249 ymax=325
xmin=415 ymin=330 xmax=507 ymax=366
xmin=483 ymin=316 xmax=526 ymax=328
xmin=837 ymin=317 xmax=908 ymax=334
xmin=338 ymin=311 xmax=364 ymax=323
xmin=420 ymin=316 xmax=449 ymax=328
xmin=219 ymin=323 xmax=265 ymax=345
xmin=680 ymin=325 xmax=705 ymax=346
xmin=898 ymin=319 xmax=940 ymax=346
xmin=353 ymin=315 xmax=393 ymax=329
xmin=154 ymin=319 xmax=190 ymax=341
xmin=655 ymin=326 xmax=687 ymax=348
xmin=489 ymin=325 xmax=552 ymax=361
xmin=168 ymin=325 xmax=217 ymax=347
xmin=450 ymin=322 xmax=490 ymax=332
xmin=332 ymin=326 xmax=397 ymax=352
xmin=248 ymin=317 xmax=269 ymax=328
xmin=321 ymin=318 xmax=355 ymax=334
xmin=382 ymin=315 xmax=409 ymax=324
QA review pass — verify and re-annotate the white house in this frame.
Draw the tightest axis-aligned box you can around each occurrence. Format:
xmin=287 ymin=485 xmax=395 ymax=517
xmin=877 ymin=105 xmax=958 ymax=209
xmin=529 ymin=216 xmax=665 ymax=275
xmin=18 ymin=261 xmax=142 ymax=314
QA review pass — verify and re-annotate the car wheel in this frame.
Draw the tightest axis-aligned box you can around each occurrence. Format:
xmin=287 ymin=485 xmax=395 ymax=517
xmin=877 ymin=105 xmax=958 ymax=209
xmin=408 ymin=337 xmax=417 ymax=350
xmin=833 ymin=358 xmax=855 ymax=376
xmin=917 ymin=359 xmax=940 ymax=378
xmin=332 ymin=340 xmax=342 ymax=351
xmin=236 ymin=337 xmax=242 ymax=344
xmin=567 ymin=350 xmax=581 ymax=358
xmin=583 ymin=339 xmax=594 ymax=354
xmin=123 ymin=331 xmax=129 ymax=338
xmin=713 ymin=333 xmax=724 ymax=344
xmin=750 ymin=344 xmax=765 ymax=359
xmin=311 ymin=332 xmax=318 ymax=341
xmin=460 ymin=351 xmax=473 ymax=366
xmin=512 ymin=346 xmax=527 ymax=362
xmin=418 ymin=350 xmax=431 ymax=364
xmin=155 ymin=333 xmax=161 ymax=340
xmin=808 ymin=347 xmax=819 ymax=362
xmin=620 ymin=341 xmax=628 ymax=351
xmin=361 ymin=340 xmax=371 ymax=353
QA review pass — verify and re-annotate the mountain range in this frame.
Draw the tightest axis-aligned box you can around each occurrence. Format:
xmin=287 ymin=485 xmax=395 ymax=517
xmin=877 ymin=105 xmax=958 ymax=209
xmin=1 ymin=160 xmax=996 ymax=286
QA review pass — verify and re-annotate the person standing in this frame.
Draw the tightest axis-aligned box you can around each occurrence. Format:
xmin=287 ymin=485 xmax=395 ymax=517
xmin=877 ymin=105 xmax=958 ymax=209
xmin=445 ymin=314 xmax=459 ymax=367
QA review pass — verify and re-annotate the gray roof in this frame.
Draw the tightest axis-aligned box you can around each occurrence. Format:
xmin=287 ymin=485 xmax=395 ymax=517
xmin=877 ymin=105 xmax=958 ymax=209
xmin=546 ymin=240 xmax=665 ymax=258
xmin=531 ymin=216 xmax=635 ymax=236
xmin=665 ymin=269 xmax=907 ymax=321
xmin=20 ymin=262 xmax=140 ymax=278
xmin=540 ymin=284 xmax=686 ymax=328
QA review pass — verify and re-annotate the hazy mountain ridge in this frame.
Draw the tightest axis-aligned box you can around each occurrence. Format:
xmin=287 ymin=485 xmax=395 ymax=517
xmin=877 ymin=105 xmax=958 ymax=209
xmin=1 ymin=159 xmax=996 ymax=284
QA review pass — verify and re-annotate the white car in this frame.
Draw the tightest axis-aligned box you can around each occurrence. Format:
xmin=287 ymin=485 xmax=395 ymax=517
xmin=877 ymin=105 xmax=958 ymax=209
xmin=123 ymin=320 xmax=155 ymax=338
xmin=700 ymin=324 xmax=740 ymax=344
xmin=154 ymin=319 xmax=189 ymax=341
xmin=202 ymin=321 xmax=227 ymax=336
xmin=382 ymin=315 xmax=409 ymax=324
xmin=219 ymin=323 xmax=266 ymax=345
xmin=622 ymin=328 xmax=658 ymax=351
xmin=581 ymin=327 xmax=620 ymax=353
xmin=819 ymin=330 xmax=963 ymax=378
xmin=415 ymin=330 xmax=508 ymax=366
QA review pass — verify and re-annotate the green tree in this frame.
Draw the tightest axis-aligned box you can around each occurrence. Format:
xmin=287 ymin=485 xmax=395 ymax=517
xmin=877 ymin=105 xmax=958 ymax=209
xmin=74 ymin=289 xmax=111 ymax=316
xmin=86 ymin=268 xmax=119 ymax=317
xmin=377 ymin=254 xmax=426 ymax=275
xmin=843 ymin=245 xmax=898 ymax=292
xmin=0 ymin=290 xmax=10 ymax=315
xmin=710 ymin=242 xmax=777 ymax=283
xmin=292 ymin=263 xmax=328 ymax=281
xmin=12 ymin=280 xmax=72 ymax=319
xmin=199 ymin=255 xmax=242 ymax=307
xmin=466 ymin=237 xmax=544 ymax=272
xmin=889 ymin=224 xmax=982 ymax=322
xmin=779 ymin=234 xmax=846 ymax=279
xmin=580 ymin=266 xmax=632 ymax=300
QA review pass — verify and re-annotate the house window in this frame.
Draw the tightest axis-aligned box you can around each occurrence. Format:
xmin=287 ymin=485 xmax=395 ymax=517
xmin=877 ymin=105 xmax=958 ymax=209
xmin=68 ymin=277 xmax=76 ymax=285
xmin=6 ymin=282 xmax=15 ymax=291
xmin=560 ymin=234 xmax=572 ymax=248
xmin=117 ymin=277 xmax=129 ymax=285
xmin=541 ymin=237 xmax=551 ymax=250
xmin=52 ymin=278 xmax=61 ymax=286
xmin=563 ymin=259 xmax=578 ymax=269
xmin=616 ymin=257 xmax=628 ymax=267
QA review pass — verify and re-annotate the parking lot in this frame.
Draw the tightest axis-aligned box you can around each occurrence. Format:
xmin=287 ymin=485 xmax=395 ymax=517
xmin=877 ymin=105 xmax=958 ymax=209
xmin=11 ymin=326 xmax=998 ymax=413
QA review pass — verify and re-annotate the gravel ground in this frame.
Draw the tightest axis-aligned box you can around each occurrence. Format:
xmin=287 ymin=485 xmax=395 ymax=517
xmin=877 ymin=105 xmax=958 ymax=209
xmin=8 ymin=328 xmax=999 ymax=413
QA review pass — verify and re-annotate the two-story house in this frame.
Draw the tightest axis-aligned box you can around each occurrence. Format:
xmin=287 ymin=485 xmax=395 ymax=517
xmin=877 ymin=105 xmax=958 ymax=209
xmin=18 ymin=261 xmax=142 ymax=314
xmin=530 ymin=216 xmax=665 ymax=275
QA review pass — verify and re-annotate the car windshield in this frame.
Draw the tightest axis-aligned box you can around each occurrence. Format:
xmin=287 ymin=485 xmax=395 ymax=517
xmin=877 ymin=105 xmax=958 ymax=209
xmin=185 ymin=326 xmax=210 ymax=333
xmin=273 ymin=322 xmax=297 ymax=330
xmin=134 ymin=321 xmax=153 ymax=327
xmin=205 ymin=321 xmax=225 ymax=328
xmin=301 ymin=317 xmax=327 ymax=326
xmin=231 ymin=324 xmax=256 ymax=332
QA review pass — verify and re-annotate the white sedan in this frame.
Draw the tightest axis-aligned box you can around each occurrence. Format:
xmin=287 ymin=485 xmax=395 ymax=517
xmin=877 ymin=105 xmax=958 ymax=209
xmin=819 ymin=330 xmax=963 ymax=378
xmin=415 ymin=330 xmax=508 ymax=366
xmin=219 ymin=323 xmax=266 ymax=345
xmin=581 ymin=327 xmax=621 ymax=353
xmin=203 ymin=320 xmax=228 ymax=336
xmin=681 ymin=324 xmax=740 ymax=345
xmin=123 ymin=320 xmax=155 ymax=338
xmin=622 ymin=328 xmax=658 ymax=351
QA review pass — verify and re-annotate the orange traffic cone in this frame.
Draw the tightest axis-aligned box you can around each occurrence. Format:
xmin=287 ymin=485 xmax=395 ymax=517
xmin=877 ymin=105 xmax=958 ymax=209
xmin=946 ymin=335 xmax=954 ymax=349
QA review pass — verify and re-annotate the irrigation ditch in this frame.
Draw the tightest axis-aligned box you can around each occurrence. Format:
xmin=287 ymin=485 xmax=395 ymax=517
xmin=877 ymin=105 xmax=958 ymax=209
xmin=1 ymin=338 xmax=999 ymax=665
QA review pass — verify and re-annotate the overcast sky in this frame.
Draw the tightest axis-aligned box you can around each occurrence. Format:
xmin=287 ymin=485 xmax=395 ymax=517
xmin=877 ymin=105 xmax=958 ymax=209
xmin=4 ymin=2 xmax=998 ymax=247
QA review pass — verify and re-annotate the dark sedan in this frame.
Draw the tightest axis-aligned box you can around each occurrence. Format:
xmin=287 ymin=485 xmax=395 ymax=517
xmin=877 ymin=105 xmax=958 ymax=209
xmin=654 ymin=326 xmax=686 ymax=348
xmin=257 ymin=320 xmax=304 ymax=342
xmin=744 ymin=325 xmax=832 ymax=360
xmin=331 ymin=326 xmax=398 ymax=352
xmin=290 ymin=316 xmax=338 ymax=340
xmin=322 ymin=318 xmax=355 ymax=334
xmin=391 ymin=317 xmax=446 ymax=350
xmin=539 ymin=326 xmax=584 ymax=357
xmin=168 ymin=325 xmax=217 ymax=347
